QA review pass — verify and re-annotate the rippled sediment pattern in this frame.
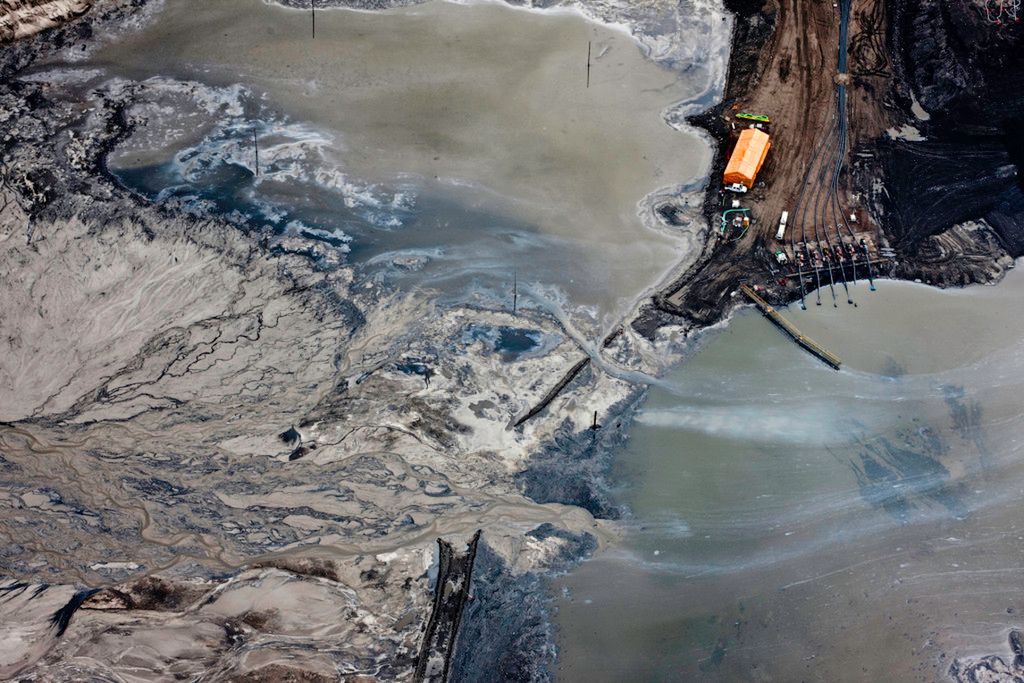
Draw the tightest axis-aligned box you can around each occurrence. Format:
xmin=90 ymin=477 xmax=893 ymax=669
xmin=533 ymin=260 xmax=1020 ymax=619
xmin=0 ymin=0 xmax=735 ymax=677
xmin=0 ymin=0 xmax=92 ymax=42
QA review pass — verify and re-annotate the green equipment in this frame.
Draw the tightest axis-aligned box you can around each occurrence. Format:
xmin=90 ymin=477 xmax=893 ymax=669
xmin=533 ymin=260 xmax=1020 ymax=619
xmin=736 ymin=112 xmax=770 ymax=123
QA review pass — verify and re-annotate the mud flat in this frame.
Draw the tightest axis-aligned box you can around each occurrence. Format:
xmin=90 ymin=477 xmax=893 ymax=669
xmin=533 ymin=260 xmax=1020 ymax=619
xmin=0 ymin=0 xmax=730 ymax=679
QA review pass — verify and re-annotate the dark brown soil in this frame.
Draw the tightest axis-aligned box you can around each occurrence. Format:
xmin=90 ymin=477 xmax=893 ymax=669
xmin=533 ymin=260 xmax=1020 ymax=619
xmin=638 ymin=0 xmax=1024 ymax=336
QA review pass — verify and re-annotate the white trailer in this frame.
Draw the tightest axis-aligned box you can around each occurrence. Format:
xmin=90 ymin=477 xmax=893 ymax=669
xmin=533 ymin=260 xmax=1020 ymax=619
xmin=775 ymin=210 xmax=789 ymax=240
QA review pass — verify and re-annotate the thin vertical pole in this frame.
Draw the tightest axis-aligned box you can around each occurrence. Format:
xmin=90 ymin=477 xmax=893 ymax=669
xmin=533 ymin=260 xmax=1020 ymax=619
xmin=253 ymin=129 xmax=260 ymax=176
xmin=512 ymin=269 xmax=518 ymax=315
xmin=586 ymin=41 xmax=591 ymax=88
xmin=862 ymin=240 xmax=877 ymax=291
xmin=311 ymin=0 xmax=316 ymax=39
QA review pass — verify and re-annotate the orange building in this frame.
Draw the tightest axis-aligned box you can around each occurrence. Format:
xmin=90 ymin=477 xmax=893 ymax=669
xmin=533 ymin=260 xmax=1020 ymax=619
xmin=723 ymin=128 xmax=771 ymax=191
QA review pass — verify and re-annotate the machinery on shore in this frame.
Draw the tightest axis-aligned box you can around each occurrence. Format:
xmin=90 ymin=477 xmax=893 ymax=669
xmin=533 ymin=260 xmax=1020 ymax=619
xmin=736 ymin=112 xmax=770 ymax=124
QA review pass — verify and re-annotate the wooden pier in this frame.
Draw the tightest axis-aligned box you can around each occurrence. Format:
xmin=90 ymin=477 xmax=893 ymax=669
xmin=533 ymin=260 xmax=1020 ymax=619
xmin=739 ymin=284 xmax=841 ymax=370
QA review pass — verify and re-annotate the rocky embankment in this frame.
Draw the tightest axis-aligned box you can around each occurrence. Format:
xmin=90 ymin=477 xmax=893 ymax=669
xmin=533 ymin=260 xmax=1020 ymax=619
xmin=874 ymin=0 xmax=1024 ymax=283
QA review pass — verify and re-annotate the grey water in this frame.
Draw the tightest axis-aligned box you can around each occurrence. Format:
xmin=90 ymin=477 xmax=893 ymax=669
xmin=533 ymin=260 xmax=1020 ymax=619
xmin=48 ymin=1 xmax=1024 ymax=677
xmin=555 ymin=272 xmax=1024 ymax=681
xmin=68 ymin=0 xmax=723 ymax=330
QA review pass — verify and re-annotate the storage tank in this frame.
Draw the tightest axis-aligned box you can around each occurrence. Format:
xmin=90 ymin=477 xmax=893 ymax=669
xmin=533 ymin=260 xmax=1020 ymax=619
xmin=723 ymin=128 xmax=771 ymax=191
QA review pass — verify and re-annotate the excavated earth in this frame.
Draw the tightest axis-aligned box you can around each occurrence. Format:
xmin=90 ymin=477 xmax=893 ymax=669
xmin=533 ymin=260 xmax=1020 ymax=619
xmin=635 ymin=0 xmax=1024 ymax=336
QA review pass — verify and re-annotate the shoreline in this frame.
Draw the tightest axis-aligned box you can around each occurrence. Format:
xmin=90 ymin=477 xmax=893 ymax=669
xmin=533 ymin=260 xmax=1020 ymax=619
xmin=635 ymin=0 xmax=1022 ymax=340
xmin=2 ymin=0 xmax=1023 ymax=680
xmin=0 ymin=1 xmax=708 ymax=679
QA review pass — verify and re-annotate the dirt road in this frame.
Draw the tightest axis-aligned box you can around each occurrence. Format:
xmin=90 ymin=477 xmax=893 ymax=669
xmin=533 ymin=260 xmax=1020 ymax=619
xmin=649 ymin=0 xmax=899 ymax=325
xmin=642 ymin=0 xmax=1023 ymax=334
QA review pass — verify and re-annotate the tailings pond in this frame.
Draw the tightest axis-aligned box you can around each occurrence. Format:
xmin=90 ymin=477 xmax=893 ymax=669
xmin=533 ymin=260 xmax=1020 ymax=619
xmin=42 ymin=2 xmax=1020 ymax=678
xmin=67 ymin=0 xmax=723 ymax=331
xmin=555 ymin=270 xmax=1024 ymax=681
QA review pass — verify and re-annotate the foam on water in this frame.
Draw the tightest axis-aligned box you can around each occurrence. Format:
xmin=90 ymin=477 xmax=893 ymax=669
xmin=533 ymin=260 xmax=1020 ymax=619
xmin=105 ymin=75 xmax=418 ymax=250
xmin=636 ymin=403 xmax=854 ymax=445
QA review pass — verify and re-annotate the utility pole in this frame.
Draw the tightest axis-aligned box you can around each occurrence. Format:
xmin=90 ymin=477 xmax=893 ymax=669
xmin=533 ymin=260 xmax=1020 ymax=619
xmin=311 ymin=0 xmax=316 ymax=39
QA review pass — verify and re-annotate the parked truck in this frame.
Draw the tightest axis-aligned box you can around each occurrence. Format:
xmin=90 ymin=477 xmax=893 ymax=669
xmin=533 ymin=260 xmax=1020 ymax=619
xmin=776 ymin=210 xmax=789 ymax=240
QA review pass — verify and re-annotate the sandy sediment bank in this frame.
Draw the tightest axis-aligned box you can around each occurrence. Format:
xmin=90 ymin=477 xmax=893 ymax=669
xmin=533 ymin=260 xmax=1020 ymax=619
xmin=0 ymin=0 xmax=712 ymax=679
xmin=0 ymin=0 xmax=91 ymax=42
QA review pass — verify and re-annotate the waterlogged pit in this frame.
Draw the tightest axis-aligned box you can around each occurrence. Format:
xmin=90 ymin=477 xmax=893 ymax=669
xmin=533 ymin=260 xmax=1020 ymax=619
xmin=83 ymin=0 xmax=717 ymax=327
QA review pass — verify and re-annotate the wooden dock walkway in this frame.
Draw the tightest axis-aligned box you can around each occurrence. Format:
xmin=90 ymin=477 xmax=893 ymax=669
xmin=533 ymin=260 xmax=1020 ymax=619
xmin=739 ymin=284 xmax=841 ymax=370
